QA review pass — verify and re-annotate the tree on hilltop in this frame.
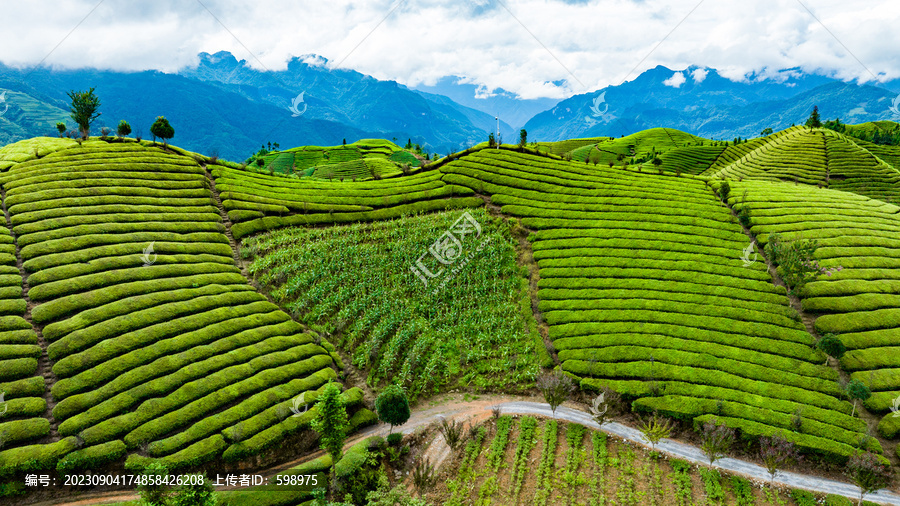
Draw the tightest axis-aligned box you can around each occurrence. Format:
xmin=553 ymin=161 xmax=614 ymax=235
xmin=67 ymin=88 xmax=101 ymax=139
xmin=805 ymin=106 xmax=822 ymax=128
xmin=150 ymin=116 xmax=175 ymax=147
xmin=116 ymin=120 xmax=131 ymax=139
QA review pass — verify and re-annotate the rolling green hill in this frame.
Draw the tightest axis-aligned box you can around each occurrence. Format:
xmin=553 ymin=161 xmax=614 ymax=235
xmin=253 ymin=139 xmax=423 ymax=180
xmin=0 ymin=126 xmax=898 ymax=502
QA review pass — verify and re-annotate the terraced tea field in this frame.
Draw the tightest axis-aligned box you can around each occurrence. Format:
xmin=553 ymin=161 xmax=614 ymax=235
xmin=0 ymin=124 xmax=899 ymax=504
xmin=0 ymin=138 xmax=371 ymax=484
xmin=731 ymin=181 xmax=900 ymax=441
xmin=258 ymin=139 xmax=421 ymax=180
xmin=439 ymin=148 xmax=878 ymax=462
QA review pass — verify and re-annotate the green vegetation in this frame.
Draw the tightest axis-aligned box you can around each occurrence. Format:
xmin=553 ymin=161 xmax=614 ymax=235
xmin=247 ymin=139 xmax=424 ymax=179
xmin=67 ymin=88 xmax=101 ymax=139
xmin=730 ymin=179 xmax=900 ymax=440
xmin=244 ymin=208 xmax=538 ymax=399
xmin=374 ymin=384 xmax=410 ymax=434
xmin=2 ymin=118 xmax=900 ymax=502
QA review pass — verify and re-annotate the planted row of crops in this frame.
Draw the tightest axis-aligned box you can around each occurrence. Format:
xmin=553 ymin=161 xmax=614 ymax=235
xmin=825 ymin=134 xmax=900 ymax=204
xmin=244 ymin=208 xmax=540 ymax=400
xmin=440 ymin=148 xmax=875 ymax=461
xmin=0 ymin=138 xmax=350 ymax=476
xmin=211 ymin=164 xmax=481 ymax=239
xmin=0 ymin=217 xmax=48 ymax=454
xmin=701 ymin=128 xmax=900 ymax=205
xmin=435 ymin=416 xmax=802 ymax=506
xmin=570 ymin=128 xmax=705 ymax=164
xmin=730 ymin=180 xmax=900 ymax=441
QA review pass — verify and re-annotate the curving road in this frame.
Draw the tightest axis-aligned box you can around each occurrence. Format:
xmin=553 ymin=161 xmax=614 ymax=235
xmin=36 ymin=396 xmax=900 ymax=506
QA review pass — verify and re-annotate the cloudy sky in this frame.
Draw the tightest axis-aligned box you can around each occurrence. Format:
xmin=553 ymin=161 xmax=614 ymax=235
xmin=1 ymin=0 xmax=899 ymax=99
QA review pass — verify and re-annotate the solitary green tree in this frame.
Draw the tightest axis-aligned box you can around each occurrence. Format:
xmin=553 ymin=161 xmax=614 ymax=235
xmin=845 ymin=451 xmax=892 ymax=505
xmin=805 ymin=105 xmax=822 ymax=128
xmin=375 ymin=384 xmax=410 ymax=435
xmin=638 ymin=412 xmax=673 ymax=452
xmin=760 ymin=127 xmax=773 ymax=136
xmin=817 ymin=333 xmax=846 ymax=365
xmin=487 ymin=132 xmax=496 ymax=148
xmin=310 ymin=381 xmax=350 ymax=472
xmin=116 ymin=120 xmax=131 ymax=139
xmin=846 ymin=379 xmax=871 ymax=417
xmin=537 ymin=370 xmax=574 ymax=417
xmin=150 ymin=116 xmax=175 ymax=146
xmin=518 ymin=129 xmax=527 ymax=150
xmin=67 ymin=88 xmax=101 ymax=139
xmin=56 ymin=122 xmax=66 ymax=138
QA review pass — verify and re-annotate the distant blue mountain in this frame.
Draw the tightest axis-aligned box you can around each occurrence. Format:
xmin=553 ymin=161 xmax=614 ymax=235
xmin=3 ymin=57 xmax=900 ymax=160
xmin=523 ymin=65 xmax=900 ymax=141
xmin=0 ymin=52 xmax=504 ymax=161
xmin=406 ymin=76 xmax=558 ymax=130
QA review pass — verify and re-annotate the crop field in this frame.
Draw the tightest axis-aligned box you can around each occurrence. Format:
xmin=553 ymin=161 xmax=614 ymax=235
xmin=428 ymin=416 xmax=864 ymax=506
xmin=0 ymin=138 xmax=374 ymax=485
xmin=212 ymin=163 xmax=482 ymax=239
xmin=0 ymin=123 xmax=899 ymax=504
xmin=243 ymin=208 xmax=541 ymax=399
xmin=701 ymin=127 xmax=900 ymax=204
xmin=730 ymin=180 xmax=900 ymax=440
xmin=440 ymin=148 xmax=879 ymax=462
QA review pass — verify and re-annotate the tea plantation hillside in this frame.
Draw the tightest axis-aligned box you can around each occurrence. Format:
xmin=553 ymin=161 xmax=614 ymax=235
xmin=0 ymin=127 xmax=898 ymax=503
xmin=729 ymin=180 xmax=900 ymax=440
xmin=253 ymin=138 xmax=423 ymax=180
xmin=0 ymin=138 xmax=373 ymax=484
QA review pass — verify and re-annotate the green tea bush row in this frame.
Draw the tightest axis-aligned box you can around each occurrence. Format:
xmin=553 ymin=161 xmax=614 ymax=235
xmin=42 ymin=281 xmax=252 ymax=340
xmin=56 ymin=325 xmax=308 ymax=431
xmin=49 ymin=291 xmax=266 ymax=364
xmin=23 ymin=241 xmax=233 ymax=273
xmin=567 ymin=360 xmax=848 ymax=412
xmin=33 ymin=272 xmax=247 ymax=323
xmin=556 ymin=335 xmax=828 ymax=379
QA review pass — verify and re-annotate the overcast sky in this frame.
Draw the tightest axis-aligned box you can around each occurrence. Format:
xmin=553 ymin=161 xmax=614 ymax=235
xmin=1 ymin=0 xmax=898 ymax=99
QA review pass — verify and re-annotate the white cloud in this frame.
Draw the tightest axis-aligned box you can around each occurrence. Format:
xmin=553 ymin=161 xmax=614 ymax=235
xmin=0 ymin=0 xmax=897 ymax=99
xmin=663 ymin=72 xmax=686 ymax=87
xmin=691 ymin=68 xmax=708 ymax=83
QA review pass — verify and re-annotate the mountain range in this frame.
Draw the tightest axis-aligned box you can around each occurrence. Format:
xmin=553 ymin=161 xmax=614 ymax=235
xmin=1 ymin=54 xmax=899 ymax=161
